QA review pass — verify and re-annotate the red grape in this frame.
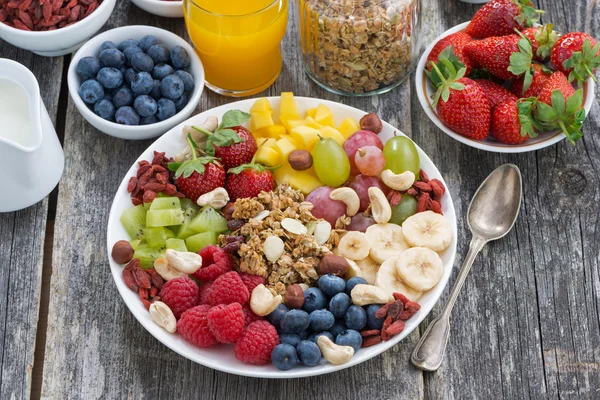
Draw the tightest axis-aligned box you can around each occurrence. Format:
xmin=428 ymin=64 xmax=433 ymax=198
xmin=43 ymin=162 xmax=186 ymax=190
xmin=347 ymin=214 xmax=376 ymax=232
xmin=305 ymin=186 xmax=346 ymax=227
xmin=343 ymin=130 xmax=384 ymax=176
xmin=355 ymin=145 xmax=386 ymax=176
xmin=348 ymin=174 xmax=389 ymax=212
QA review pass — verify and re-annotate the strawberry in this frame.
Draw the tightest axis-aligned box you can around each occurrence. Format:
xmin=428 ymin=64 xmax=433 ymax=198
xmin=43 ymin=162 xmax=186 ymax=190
xmin=214 ymin=126 xmax=257 ymax=171
xmin=550 ymin=32 xmax=600 ymax=84
xmin=226 ymin=162 xmax=276 ymax=202
xmin=465 ymin=0 xmax=543 ymax=39
xmin=511 ymin=63 xmax=552 ymax=97
xmin=490 ymin=100 xmax=536 ymax=144
xmin=537 ymin=71 xmax=575 ymax=106
xmin=169 ymin=134 xmax=226 ymax=202
xmin=522 ymin=24 xmax=558 ymax=62
xmin=474 ymin=79 xmax=518 ymax=111
xmin=426 ymin=32 xmax=475 ymax=76
xmin=429 ymin=62 xmax=490 ymax=141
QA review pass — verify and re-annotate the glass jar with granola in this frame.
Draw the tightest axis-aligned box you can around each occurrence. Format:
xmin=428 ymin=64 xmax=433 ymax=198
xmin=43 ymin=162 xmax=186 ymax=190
xmin=296 ymin=0 xmax=421 ymax=96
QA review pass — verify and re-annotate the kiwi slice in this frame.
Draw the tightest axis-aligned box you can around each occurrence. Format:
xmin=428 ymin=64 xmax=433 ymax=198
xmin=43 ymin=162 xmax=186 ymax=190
xmin=129 ymin=239 xmax=142 ymax=250
xmin=146 ymin=209 xmax=185 ymax=227
xmin=185 ymin=231 xmax=218 ymax=253
xmin=144 ymin=227 xmax=175 ymax=248
xmin=150 ymin=197 xmax=182 ymax=210
xmin=120 ymin=205 xmax=147 ymax=240
xmin=188 ymin=207 xmax=228 ymax=234
xmin=133 ymin=243 xmax=165 ymax=269
xmin=166 ymin=238 xmax=187 ymax=252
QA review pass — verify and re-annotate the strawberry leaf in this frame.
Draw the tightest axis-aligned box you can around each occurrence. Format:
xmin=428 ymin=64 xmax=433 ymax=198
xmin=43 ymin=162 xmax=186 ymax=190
xmin=174 ymin=156 xmax=220 ymax=179
xmin=201 ymin=110 xmax=250 ymax=154
xmin=167 ymin=162 xmax=181 ymax=172
xmin=429 ymin=58 xmax=467 ymax=108
xmin=533 ymin=89 xmax=585 ymax=144
xmin=564 ymin=39 xmax=600 ymax=85
xmin=514 ymin=0 xmax=544 ymax=27
xmin=508 ymin=36 xmax=534 ymax=92
xmin=517 ymin=97 xmax=539 ymax=138
xmin=228 ymin=162 xmax=278 ymax=175
xmin=425 ymin=47 xmax=465 ymax=89
xmin=219 ymin=110 xmax=251 ymax=129
xmin=533 ymin=24 xmax=558 ymax=60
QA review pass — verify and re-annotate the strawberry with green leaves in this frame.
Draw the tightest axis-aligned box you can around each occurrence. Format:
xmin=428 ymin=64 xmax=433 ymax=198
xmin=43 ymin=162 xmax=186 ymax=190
xmin=426 ymin=32 xmax=475 ymax=76
xmin=465 ymin=0 xmax=543 ymax=39
xmin=550 ymin=32 xmax=600 ymax=84
xmin=522 ymin=24 xmax=559 ymax=62
xmin=491 ymin=99 xmax=537 ymax=144
xmin=474 ymin=79 xmax=518 ymax=112
xmin=511 ymin=63 xmax=552 ymax=97
xmin=226 ymin=146 xmax=276 ymax=201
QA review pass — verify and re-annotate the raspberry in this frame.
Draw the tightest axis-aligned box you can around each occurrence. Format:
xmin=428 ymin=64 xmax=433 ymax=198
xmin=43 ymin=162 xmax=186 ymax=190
xmin=159 ymin=276 xmax=199 ymax=319
xmin=193 ymin=245 xmax=233 ymax=281
xmin=239 ymin=273 xmax=265 ymax=294
xmin=242 ymin=303 xmax=263 ymax=326
xmin=177 ymin=305 xmax=217 ymax=348
xmin=207 ymin=303 xmax=245 ymax=343
xmin=198 ymin=281 xmax=213 ymax=305
xmin=207 ymin=271 xmax=249 ymax=306
xmin=234 ymin=320 xmax=279 ymax=365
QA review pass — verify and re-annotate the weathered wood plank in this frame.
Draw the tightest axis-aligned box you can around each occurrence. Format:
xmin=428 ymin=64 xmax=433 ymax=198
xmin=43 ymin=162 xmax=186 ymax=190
xmin=0 ymin=43 xmax=63 ymax=399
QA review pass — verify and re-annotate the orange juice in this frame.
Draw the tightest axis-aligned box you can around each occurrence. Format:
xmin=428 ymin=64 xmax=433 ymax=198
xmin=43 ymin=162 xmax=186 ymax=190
xmin=183 ymin=0 xmax=288 ymax=96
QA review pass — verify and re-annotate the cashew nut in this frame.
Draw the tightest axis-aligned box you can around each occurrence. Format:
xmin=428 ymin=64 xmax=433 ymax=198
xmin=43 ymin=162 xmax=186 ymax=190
xmin=149 ymin=301 xmax=177 ymax=333
xmin=154 ymin=257 xmax=186 ymax=281
xmin=381 ymin=169 xmax=416 ymax=191
xmin=250 ymin=284 xmax=283 ymax=316
xmin=263 ymin=236 xmax=285 ymax=262
xmin=317 ymin=335 xmax=355 ymax=365
xmin=174 ymin=116 xmax=219 ymax=162
xmin=196 ymin=187 xmax=229 ymax=209
xmin=329 ymin=187 xmax=360 ymax=217
xmin=313 ymin=221 xmax=332 ymax=245
xmin=368 ymin=187 xmax=391 ymax=224
xmin=165 ymin=249 xmax=203 ymax=274
xmin=351 ymin=284 xmax=392 ymax=305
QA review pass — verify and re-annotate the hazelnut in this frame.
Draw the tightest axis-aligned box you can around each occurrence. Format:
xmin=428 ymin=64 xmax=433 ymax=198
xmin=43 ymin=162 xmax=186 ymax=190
xmin=359 ymin=113 xmax=383 ymax=134
xmin=284 ymin=284 xmax=305 ymax=308
xmin=317 ymin=254 xmax=349 ymax=277
xmin=112 ymin=240 xmax=134 ymax=264
xmin=288 ymin=150 xmax=313 ymax=171
xmin=222 ymin=202 xmax=235 ymax=220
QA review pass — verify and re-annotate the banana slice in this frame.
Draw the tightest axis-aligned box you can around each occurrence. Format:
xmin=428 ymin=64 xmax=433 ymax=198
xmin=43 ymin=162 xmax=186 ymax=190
xmin=402 ymin=211 xmax=453 ymax=251
xmin=375 ymin=257 xmax=422 ymax=302
xmin=355 ymin=256 xmax=379 ymax=285
xmin=344 ymin=259 xmax=363 ymax=280
xmin=365 ymin=223 xmax=409 ymax=264
xmin=396 ymin=247 xmax=443 ymax=291
xmin=337 ymin=231 xmax=370 ymax=260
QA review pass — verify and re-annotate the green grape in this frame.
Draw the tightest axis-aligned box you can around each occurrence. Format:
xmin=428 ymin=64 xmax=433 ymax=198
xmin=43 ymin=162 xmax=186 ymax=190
xmin=312 ymin=137 xmax=351 ymax=187
xmin=389 ymin=195 xmax=417 ymax=226
xmin=383 ymin=135 xmax=420 ymax=176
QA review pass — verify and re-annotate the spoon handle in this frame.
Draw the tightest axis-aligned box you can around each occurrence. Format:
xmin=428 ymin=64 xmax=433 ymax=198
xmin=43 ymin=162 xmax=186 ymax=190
xmin=411 ymin=236 xmax=487 ymax=371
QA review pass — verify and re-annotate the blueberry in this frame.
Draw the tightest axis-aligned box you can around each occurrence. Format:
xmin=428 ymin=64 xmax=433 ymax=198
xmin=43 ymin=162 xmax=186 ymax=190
xmin=112 ymin=86 xmax=134 ymax=108
xmin=303 ymin=288 xmax=327 ymax=313
xmin=266 ymin=304 xmax=289 ymax=328
xmin=76 ymin=57 xmax=100 ymax=79
xmin=147 ymin=44 xmax=170 ymax=64
xmin=99 ymin=48 xmax=125 ymax=68
xmin=139 ymin=34 xmax=159 ymax=52
xmin=271 ymin=344 xmax=297 ymax=371
xmin=160 ymin=74 xmax=184 ymax=100
xmin=118 ymin=39 xmax=138 ymax=51
xmin=365 ymin=304 xmax=385 ymax=330
xmin=78 ymin=79 xmax=104 ymax=105
xmin=296 ymin=340 xmax=321 ymax=367
xmin=149 ymin=79 xmax=162 ymax=100
xmin=131 ymin=52 xmax=154 ymax=73
xmin=170 ymin=45 xmax=191 ymax=69
xmin=115 ymin=106 xmax=140 ymax=125
xmin=307 ymin=331 xmax=334 ymax=343
xmin=318 ymin=274 xmax=346 ymax=297
xmin=328 ymin=321 xmax=346 ymax=338
xmin=308 ymin=309 xmax=335 ymax=332
xmin=298 ymin=330 xmax=308 ymax=340
xmin=156 ymin=98 xmax=176 ymax=121
xmin=131 ymin=72 xmax=154 ymax=96
xmin=329 ymin=292 xmax=351 ymax=318
xmin=140 ymin=115 xmax=158 ymax=125
xmin=152 ymin=63 xmax=174 ymax=80
xmin=93 ymin=99 xmax=115 ymax=120
xmin=345 ymin=277 xmax=368 ymax=295
xmin=133 ymin=95 xmax=157 ymax=117
xmin=123 ymin=46 xmax=144 ymax=67
xmin=96 ymin=67 xmax=123 ymax=89
xmin=124 ymin=68 xmax=137 ymax=85
xmin=173 ymin=93 xmax=188 ymax=112
xmin=100 ymin=41 xmax=118 ymax=52
xmin=280 ymin=309 xmax=309 ymax=334
xmin=279 ymin=333 xmax=301 ymax=347
xmin=344 ymin=305 xmax=367 ymax=331
xmin=102 ymin=91 xmax=113 ymax=102
xmin=335 ymin=330 xmax=362 ymax=352
xmin=174 ymin=70 xmax=194 ymax=92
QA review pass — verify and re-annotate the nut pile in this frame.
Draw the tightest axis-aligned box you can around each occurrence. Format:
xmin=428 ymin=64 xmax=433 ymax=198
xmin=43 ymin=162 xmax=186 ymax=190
xmin=0 ymin=0 xmax=102 ymax=31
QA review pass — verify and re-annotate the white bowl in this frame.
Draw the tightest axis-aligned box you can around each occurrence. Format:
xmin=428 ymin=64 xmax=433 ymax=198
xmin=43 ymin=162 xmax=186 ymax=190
xmin=106 ymin=96 xmax=458 ymax=378
xmin=415 ymin=22 xmax=596 ymax=153
xmin=68 ymin=25 xmax=205 ymax=140
xmin=130 ymin=0 xmax=184 ymax=18
xmin=0 ymin=0 xmax=116 ymax=57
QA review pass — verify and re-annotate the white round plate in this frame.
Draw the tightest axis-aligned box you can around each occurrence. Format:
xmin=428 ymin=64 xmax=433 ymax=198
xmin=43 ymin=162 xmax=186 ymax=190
xmin=106 ymin=97 xmax=458 ymax=378
xmin=415 ymin=22 xmax=596 ymax=153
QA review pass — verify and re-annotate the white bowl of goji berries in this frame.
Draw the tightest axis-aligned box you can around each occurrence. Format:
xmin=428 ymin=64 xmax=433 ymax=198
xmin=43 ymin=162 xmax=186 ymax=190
xmin=0 ymin=0 xmax=116 ymax=57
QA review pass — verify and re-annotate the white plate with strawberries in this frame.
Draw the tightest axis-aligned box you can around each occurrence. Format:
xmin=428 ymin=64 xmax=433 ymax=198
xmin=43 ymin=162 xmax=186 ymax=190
xmin=416 ymin=19 xmax=597 ymax=153
xmin=106 ymin=96 xmax=458 ymax=378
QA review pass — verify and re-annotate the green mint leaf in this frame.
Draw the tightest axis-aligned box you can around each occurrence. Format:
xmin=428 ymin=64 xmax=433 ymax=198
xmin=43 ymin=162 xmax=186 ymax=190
xmin=168 ymin=162 xmax=181 ymax=172
xmin=218 ymin=110 xmax=251 ymax=130
xmin=228 ymin=162 xmax=267 ymax=175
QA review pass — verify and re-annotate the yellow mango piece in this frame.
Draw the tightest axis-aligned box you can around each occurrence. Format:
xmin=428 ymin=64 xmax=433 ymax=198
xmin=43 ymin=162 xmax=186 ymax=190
xmin=306 ymin=107 xmax=317 ymax=118
xmin=280 ymin=92 xmax=300 ymax=119
xmin=250 ymin=111 xmax=274 ymax=132
xmin=279 ymin=116 xmax=302 ymax=133
xmin=256 ymin=124 xmax=287 ymax=139
xmin=275 ymin=136 xmax=299 ymax=160
xmin=314 ymin=104 xmax=335 ymax=127
xmin=273 ymin=162 xmax=294 ymax=186
xmin=337 ymin=117 xmax=361 ymax=139
xmin=250 ymin=98 xmax=272 ymax=113
xmin=303 ymin=117 xmax=323 ymax=129
xmin=285 ymin=118 xmax=322 ymax=132
xmin=255 ymin=146 xmax=281 ymax=167
xmin=290 ymin=126 xmax=321 ymax=150
xmin=289 ymin=171 xmax=323 ymax=194
xmin=256 ymin=137 xmax=277 ymax=148
xmin=318 ymin=126 xmax=345 ymax=146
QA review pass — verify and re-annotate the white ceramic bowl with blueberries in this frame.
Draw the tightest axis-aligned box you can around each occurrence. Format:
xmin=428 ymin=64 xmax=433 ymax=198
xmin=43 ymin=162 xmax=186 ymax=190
xmin=67 ymin=25 xmax=204 ymax=140
xmin=130 ymin=0 xmax=184 ymax=18
xmin=0 ymin=0 xmax=116 ymax=57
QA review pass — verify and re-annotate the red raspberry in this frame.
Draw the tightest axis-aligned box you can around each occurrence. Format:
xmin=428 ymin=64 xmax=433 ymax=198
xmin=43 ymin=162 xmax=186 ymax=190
xmin=207 ymin=271 xmax=249 ymax=306
xmin=234 ymin=320 xmax=279 ymax=365
xmin=177 ymin=305 xmax=217 ymax=348
xmin=159 ymin=276 xmax=199 ymax=319
xmin=242 ymin=303 xmax=262 ymax=326
xmin=198 ymin=281 xmax=213 ymax=305
xmin=193 ymin=245 xmax=233 ymax=281
xmin=239 ymin=273 xmax=265 ymax=294
xmin=207 ymin=303 xmax=245 ymax=343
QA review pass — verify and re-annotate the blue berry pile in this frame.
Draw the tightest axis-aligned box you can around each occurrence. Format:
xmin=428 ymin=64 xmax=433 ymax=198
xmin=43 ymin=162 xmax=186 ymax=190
xmin=76 ymin=35 xmax=194 ymax=126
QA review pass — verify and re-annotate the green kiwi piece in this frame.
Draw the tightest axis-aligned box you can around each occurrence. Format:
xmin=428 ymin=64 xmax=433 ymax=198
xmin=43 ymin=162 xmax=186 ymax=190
xmin=120 ymin=205 xmax=147 ymax=240
xmin=185 ymin=231 xmax=218 ymax=253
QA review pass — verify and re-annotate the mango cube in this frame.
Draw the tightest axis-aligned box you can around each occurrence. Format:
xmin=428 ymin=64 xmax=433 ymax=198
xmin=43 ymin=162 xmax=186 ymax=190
xmin=290 ymin=125 xmax=321 ymax=150
xmin=255 ymin=146 xmax=281 ymax=167
xmin=256 ymin=137 xmax=277 ymax=148
xmin=250 ymin=111 xmax=274 ymax=132
xmin=250 ymin=98 xmax=272 ymax=113
xmin=337 ymin=117 xmax=361 ymax=139
xmin=318 ymin=126 xmax=345 ymax=146
xmin=314 ymin=104 xmax=335 ymax=127
xmin=275 ymin=136 xmax=299 ymax=160
xmin=256 ymin=124 xmax=287 ymax=138
xmin=306 ymin=107 xmax=317 ymax=118
xmin=280 ymin=92 xmax=300 ymax=119
xmin=274 ymin=163 xmax=322 ymax=195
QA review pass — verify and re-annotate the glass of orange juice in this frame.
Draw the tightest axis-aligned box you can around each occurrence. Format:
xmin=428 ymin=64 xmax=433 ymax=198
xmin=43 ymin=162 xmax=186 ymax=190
xmin=183 ymin=0 xmax=289 ymax=97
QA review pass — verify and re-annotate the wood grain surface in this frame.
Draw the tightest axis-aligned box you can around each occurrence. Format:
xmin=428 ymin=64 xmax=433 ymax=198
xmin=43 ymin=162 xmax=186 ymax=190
xmin=1 ymin=0 xmax=599 ymax=399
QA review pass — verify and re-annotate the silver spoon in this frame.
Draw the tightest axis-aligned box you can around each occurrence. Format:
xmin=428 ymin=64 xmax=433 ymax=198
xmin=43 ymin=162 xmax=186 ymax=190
xmin=411 ymin=164 xmax=522 ymax=371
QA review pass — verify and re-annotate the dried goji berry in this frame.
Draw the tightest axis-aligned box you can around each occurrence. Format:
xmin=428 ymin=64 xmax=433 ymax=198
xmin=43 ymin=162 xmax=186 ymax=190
xmin=387 ymin=300 xmax=404 ymax=321
xmin=143 ymin=182 xmax=167 ymax=192
xmin=132 ymin=267 xmax=151 ymax=289
xmin=141 ymin=298 xmax=152 ymax=309
xmin=380 ymin=316 xmax=393 ymax=341
xmin=392 ymin=292 xmax=410 ymax=305
xmin=399 ymin=301 xmax=421 ymax=320
xmin=375 ymin=302 xmax=392 ymax=319
xmin=143 ymin=190 xmax=157 ymax=203
xmin=386 ymin=320 xmax=405 ymax=336
xmin=406 ymin=188 xmax=419 ymax=197
xmin=122 ymin=269 xmax=138 ymax=292
xmin=387 ymin=190 xmax=402 ymax=207
xmin=430 ymin=200 xmax=443 ymax=215
xmin=139 ymin=287 xmax=149 ymax=300
xmin=417 ymin=193 xmax=429 ymax=213
xmin=361 ymin=336 xmax=382 ymax=347
xmin=360 ymin=329 xmax=380 ymax=337
xmin=419 ymin=169 xmax=430 ymax=183
xmin=413 ymin=181 xmax=432 ymax=192
xmin=149 ymin=286 xmax=158 ymax=298
xmin=127 ymin=176 xmax=137 ymax=193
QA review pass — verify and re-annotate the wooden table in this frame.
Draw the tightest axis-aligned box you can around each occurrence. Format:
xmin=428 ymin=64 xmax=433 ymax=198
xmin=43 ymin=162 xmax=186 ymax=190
xmin=1 ymin=0 xmax=599 ymax=398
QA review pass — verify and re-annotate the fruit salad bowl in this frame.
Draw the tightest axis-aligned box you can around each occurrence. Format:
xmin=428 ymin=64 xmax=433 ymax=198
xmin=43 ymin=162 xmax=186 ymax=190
xmin=415 ymin=22 xmax=596 ymax=153
xmin=107 ymin=96 xmax=457 ymax=378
